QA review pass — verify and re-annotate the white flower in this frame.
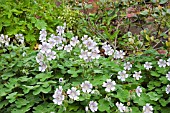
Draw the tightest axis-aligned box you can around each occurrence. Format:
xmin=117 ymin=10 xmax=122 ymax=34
xmin=36 ymin=52 xmax=44 ymax=63
xmin=15 ymin=34 xmax=24 ymax=44
xmin=57 ymin=44 xmax=64 ymax=50
xmin=56 ymin=26 xmax=65 ymax=35
xmin=167 ymin=58 xmax=170 ymax=66
xmin=48 ymin=37 xmax=56 ymax=47
xmin=166 ymin=84 xmax=170 ymax=94
xmin=118 ymin=70 xmax=128 ymax=81
xmin=67 ymin=87 xmax=80 ymax=100
xmin=79 ymin=49 xmax=90 ymax=60
xmin=144 ymin=62 xmax=152 ymax=70
xmin=39 ymin=42 xmax=52 ymax=54
xmin=53 ymin=86 xmax=64 ymax=105
xmin=133 ymin=71 xmax=142 ymax=80
xmin=102 ymin=43 xmax=114 ymax=55
xmin=89 ymin=101 xmax=98 ymax=112
xmin=143 ymin=103 xmax=153 ymax=113
xmin=81 ymin=35 xmax=89 ymax=41
xmin=166 ymin=72 xmax=170 ymax=81
xmin=39 ymin=62 xmax=47 ymax=72
xmin=70 ymin=36 xmax=79 ymax=46
xmin=64 ymin=44 xmax=72 ymax=52
xmin=54 ymin=35 xmax=63 ymax=45
xmin=102 ymin=79 xmax=116 ymax=92
xmin=0 ymin=34 xmax=10 ymax=47
xmin=39 ymin=29 xmax=47 ymax=42
xmin=124 ymin=62 xmax=132 ymax=70
xmin=136 ymin=86 xmax=142 ymax=97
xmin=85 ymin=106 xmax=89 ymax=112
xmin=114 ymin=50 xmax=125 ymax=59
xmin=59 ymin=78 xmax=63 ymax=83
xmin=81 ymin=81 xmax=93 ymax=93
xmin=83 ymin=38 xmax=97 ymax=50
xmin=158 ymin=59 xmax=166 ymax=68
xmin=116 ymin=102 xmax=126 ymax=112
xmin=91 ymin=47 xmax=100 ymax=59
xmin=45 ymin=50 xmax=56 ymax=61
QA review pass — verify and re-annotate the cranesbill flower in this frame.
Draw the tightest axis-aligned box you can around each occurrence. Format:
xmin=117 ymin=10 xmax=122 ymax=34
xmin=124 ymin=62 xmax=132 ymax=70
xmin=39 ymin=29 xmax=47 ymax=42
xmin=53 ymin=86 xmax=64 ymax=105
xmin=15 ymin=34 xmax=24 ymax=44
xmin=114 ymin=50 xmax=125 ymax=59
xmin=89 ymin=101 xmax=98 ymax=112
xmin=83 ymin=38 xmax=97 ymax=50
xmin=116 ymin=102 xmax=126 ymax=112
xmin=36 ymin=52 xmax=44 ymax=63
xmin=136 ymin=86 xmax=142 ymax=97
xmin=81 ymin=35 xmax=89 ymax=41
xmin=67 ymin=87 xmax=80 ymax=100
xmin=102 ymin=79 xmax=116 ymax=92
xmin=48 ymin=37 xmax=56 ymax=47
xmin=133 ymin=71 xmax=142 ymax=80
xmin=167 ymin=58 xmax=170 ymax=66
xmin=79 ymin=49 xmax=90 ymax=60
xmin=81 ymin=81 xmax=93 ymax=93
xmin=102 ymin=43 xmax=114 ymax=55
xmin=143 ymin=103 xmax=153 ymax=113
xmin=166 ymin=72 xmax=170 ymax=81
xmin=70 ymin=36 xmax=79 ymax=47
xmin=144 ymin=62 xmax=152 ymax=70
xmin=46 ymin=50 xmax=56 ymax=61
xmin=91 ymin=47 xmax=100 ymax=59
xmin=39 ymin=62 xmax=47 ymax=72
xmin=118 ymin=70 xmax=128 ymax=81
xmin=158 ymin=59 xmax=166 ymax=68
xmin=166 ymin=84 xmax=170 ymax=94
xmin=64 ymin=44 xmax=72 ymax=52
xmin=54 ymin=36 xmax=63 ymax=45
xmin=39 ymin=42 xmax=52 ymax=54
xmin=56 ymin=26 xmax=65 ymax=35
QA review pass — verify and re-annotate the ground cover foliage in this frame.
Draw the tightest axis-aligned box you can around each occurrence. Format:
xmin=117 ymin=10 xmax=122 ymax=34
xmin=0 ymin=0 xmax=170 ymax=113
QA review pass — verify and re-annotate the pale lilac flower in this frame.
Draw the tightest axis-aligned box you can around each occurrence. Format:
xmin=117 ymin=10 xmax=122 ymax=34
xmin=70 ymin=36 xmax=79 ymax=46
xmin=116 ymin=102 xmax=126 ymax=112
xmin=114 ymin=50 xmax=125 ymax=59
xmin=67 ymin=87 xmax=80 ymax=100
xmin=46 ymin=50 xmax=56 ymax=61
xmin=166 ymin=84 xmax=170 ymax=94
xmin=1 ymin=34 xmax=10 ymax=47
xmin=56 ymin=26 xmax=65 ymax=35
xmin=39 ymin=29 xmax=47 ymax=42
xmin=89 ymin=101 xmax=98 ymax=112
xmin=83 ymin=38 xmax=97 ymax=50
xmin=144 ymin=62 xmax=152 ymax=70
xmin=57 ymin=44 xmax=64 ymax=50
xmin=36 ymin=52 xmax=44 ymax=63
xmin=133 ymin=71 xmax=142 ymax=80
xmin=39 ymin=62 xmax=47 ymax=72
xmin=85 ymin=106 xmax=89 ymax=112
xmin=54 ymin=36 xmax=63 ymax=45
xmin=167 ymin=58 xmax=170 ymax=66
xmin=136 ymin=86 xmax=142 ymax=97
xmin=102 ymin=43 xmax=114 ymax=55
xmin=39 ymin=42 xmax=52 ymax=54
xmin=53 ymin=86 xmax=64 ymax=105
xmin=15 ymin=34 xmax=24 ymax=44
xmin=81 ymin=81 xmax=93 ymax=93
xmin=118 ymin=70 xmax=128 ymax=81
xmin=64 ymin=44 xmax=72 ymax=52
xmin=79 ymin=49 xmax=90 ymax=60
xmin=143 ymin=103 xmax=153 ymax=113
xmin=102 ymin=79 xmax=116 ymax=92
xmin=48 ymin=37 xmax=56 ymax=47
xmin=81 ymin=35 xmax=89 ymax=41
xmin=158 ymin=59 xmax=166 ymax=68
xmin=124 ymin=62 xmax=132 ymax=70
xmin=91 ymin=47 xmax=100 ymax=59
xmin=166 ymin=72 xmax=170 ymax=81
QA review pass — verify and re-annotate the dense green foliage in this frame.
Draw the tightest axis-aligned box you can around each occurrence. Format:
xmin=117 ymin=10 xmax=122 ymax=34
xmin=0 ymin=0 xmax=170 ymax=113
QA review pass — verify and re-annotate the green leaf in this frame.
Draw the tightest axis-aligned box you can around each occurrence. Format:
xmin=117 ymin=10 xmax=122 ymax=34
xmin=110 ymin=30 xmax=119 ymax=40
xmin=131 ymin=107 xmax=141 ymax=113
xmin=6 ymin=92 xmax=18 ymax=103
xmin=150 ymin=71 xmax=160 ymax=77
xmin=115 ymin=89 xmax=129 ymax=102
xmin=35 ymin=72 xmax=52 ymax=81
xmin=1 ymin=72 xmax=15 ymax=80
xmin=159 ymin=0 xmax=168 ymax=4
xmin=35 ymin=19 xmax=47 ymax=29
xmin=98 ymin=99 xmax=110 ymax=112
xmin=140 ymin=10 xmax=149 ymax=15
xmin=147 ymin=92 xmax=162 ymax=101
xmin=15 ymin=98 xmax=30 ymax=108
